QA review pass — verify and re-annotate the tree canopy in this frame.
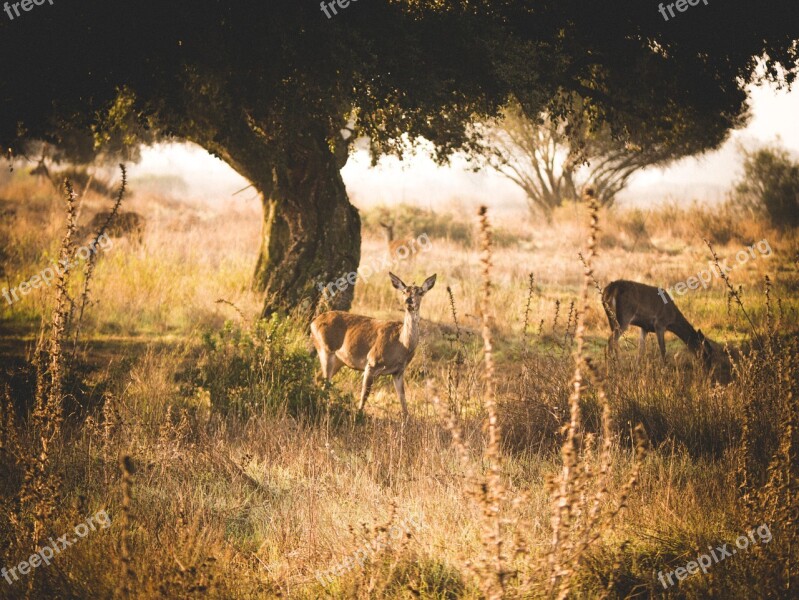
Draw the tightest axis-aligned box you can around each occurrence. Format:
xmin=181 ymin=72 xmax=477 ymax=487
xmin=733 ymin=144 xmax=799 ymax=228
xmin=1 ymin=0 xmax=797 ymax=313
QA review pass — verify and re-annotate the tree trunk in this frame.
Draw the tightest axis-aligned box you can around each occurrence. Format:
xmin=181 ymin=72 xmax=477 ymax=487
xmin=198 ymin=125 xmax=361 ymax=318
xmin=253 ymin=143 xmax=361 ymax=317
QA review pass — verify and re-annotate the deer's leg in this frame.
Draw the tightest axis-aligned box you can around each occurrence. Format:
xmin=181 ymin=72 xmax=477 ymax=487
xmin=607 ymin=332 xmax=617 ymax=356
xmin=656 ymin=329 xmax=667 ymax=361
xmin=317 ymin=349 xmax=343 ymax=381
xmin=638 ymin=328 xmax=648 ymax=360
xmin=358 ymin=365 xmax=375 ymax=413
xmin=318 ymin=350 xmax=331 ymax=379
xmin=326 ymin=354 xmax=343 ymax=379
xmin=392 ymin=373 xmax=408 ymax=418
xmin=608 ymin=325 xmax=623 ymax=357
xmin=607 ymin=313 xmax=627 ymax=357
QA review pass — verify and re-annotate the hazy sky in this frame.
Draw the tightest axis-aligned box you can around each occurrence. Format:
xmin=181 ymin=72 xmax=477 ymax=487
xmin=136 ymin=81 xmax=799 ymax=212
xmin=621 ymin=82 xmax=799 ymax=205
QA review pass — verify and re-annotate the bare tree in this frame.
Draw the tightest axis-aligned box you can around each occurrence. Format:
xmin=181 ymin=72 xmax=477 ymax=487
xmin=480 ymin=100 xmax=676 ymax=218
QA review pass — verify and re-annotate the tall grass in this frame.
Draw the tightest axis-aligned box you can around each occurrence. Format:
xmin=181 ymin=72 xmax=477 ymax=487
xmin=0 ymin=173 xmax=797 ymax=598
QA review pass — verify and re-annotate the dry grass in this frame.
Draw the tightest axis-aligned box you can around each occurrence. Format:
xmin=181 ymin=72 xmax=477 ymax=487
xmin=0 ymin=170 xmax=797 ymax=599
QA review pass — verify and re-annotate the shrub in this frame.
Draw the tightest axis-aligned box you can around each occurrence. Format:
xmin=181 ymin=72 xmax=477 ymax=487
xmin=50 ymin=166 xmax=114 ymax=197
xmin=687 ymin=202 xmax=739 ymax=245
xmin=196 ymin=315 xmax=342 ymax=418
xmin=732 ymin=145 xmax=799 ymax=229
xmin=362 ymin=203 xmax=474 ymax=246
xmin=601 ymin=208 xmax=655 ymax=251
xmin=362 ymin=203 xmax=522 ymax=248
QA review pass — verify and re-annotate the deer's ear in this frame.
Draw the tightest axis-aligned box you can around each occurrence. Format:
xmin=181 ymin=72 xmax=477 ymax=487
xmin=389 ymin=272 xmax=407 ymax=291
xmin=421 ymin=274 xmax=437 ymax=293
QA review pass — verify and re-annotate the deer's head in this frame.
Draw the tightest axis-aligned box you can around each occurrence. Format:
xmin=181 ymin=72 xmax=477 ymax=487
xmin=379 ymin=220 xmax=395 ymax=241
xmin=389 ymin=272 xmax=436 ymax=313
xmin=696 ymin=329 xmax=715 ymax=369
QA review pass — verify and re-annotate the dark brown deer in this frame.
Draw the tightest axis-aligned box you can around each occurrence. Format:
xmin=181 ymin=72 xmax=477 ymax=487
xmin=82 ymin=211 xmax=145 ymax=243
xmin=602 ymin=279 xmax=713 ymax=366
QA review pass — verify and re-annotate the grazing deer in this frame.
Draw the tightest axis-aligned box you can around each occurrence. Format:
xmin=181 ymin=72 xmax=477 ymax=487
xmin=603 ymin=279 xmax=713 ymax=366
xmin=379 ymin=220 xmax=415 ymax=262
xmin=310 ymin=272 xmax=436 ymax=417
xmin=82 ymin=211 xmax=145 ymax=243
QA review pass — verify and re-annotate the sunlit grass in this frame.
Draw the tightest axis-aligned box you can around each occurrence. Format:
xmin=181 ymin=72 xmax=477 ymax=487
xmin=0 ymin=173 xmax=797 ymax=598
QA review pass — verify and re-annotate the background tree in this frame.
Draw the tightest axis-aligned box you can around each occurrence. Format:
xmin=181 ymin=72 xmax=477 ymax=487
xmin=1 ymin=0 xmax=797 ymax=315
xmin=732 ymin=144 xmax=799 ymax=228
xmin=480 ymin=99 xmax=711 ymax=218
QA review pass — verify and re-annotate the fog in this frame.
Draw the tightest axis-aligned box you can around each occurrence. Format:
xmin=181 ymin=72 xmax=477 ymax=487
xmin=134 ymin=81 xmax=799 ymax=213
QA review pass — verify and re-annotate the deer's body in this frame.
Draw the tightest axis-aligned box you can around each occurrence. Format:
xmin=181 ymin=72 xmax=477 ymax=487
xmin=310 ymin=273 xmax=436 ymax=417
xmin=603 ymin=279 xmax=711 ymax=365
xmin=379 ymin=221 xmax=414 ymax=262
xmin=81 ymin=211 xmax=145 ymax=243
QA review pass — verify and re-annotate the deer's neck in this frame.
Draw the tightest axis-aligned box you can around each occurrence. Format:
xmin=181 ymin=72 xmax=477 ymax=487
xmin=400 ymin=310 xmax=420 ymax=352
xmin=668 ymin=312 xmax=703 ymax=352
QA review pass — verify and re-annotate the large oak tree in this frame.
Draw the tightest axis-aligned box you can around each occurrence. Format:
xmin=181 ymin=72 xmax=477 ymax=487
xmin=1 ymin=0 xmax=796 ymax=315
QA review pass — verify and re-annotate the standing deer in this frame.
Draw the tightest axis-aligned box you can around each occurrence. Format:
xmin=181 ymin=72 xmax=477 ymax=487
xmin=310 ymin=272 xmax=436 ymax=417
xmin=379 ymin=220 xmax=415 ymax=262
xmin=603 ymin=279 xmax=713 ymax=366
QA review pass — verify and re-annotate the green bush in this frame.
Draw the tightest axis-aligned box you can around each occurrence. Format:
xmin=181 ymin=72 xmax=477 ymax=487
xmin=362 ymin=203 xmax=474 ymax=246
xmin=51 ymin=166 xmax=114 ymax=197
xmin=196 ymin=315 xmax=343 ymax=418
xmin=687 ymin=202 xmax=739 ymax=245
xmin=362 ymin=203 xmax=521 ymax=248
xmin=733 ymin=145 xmax=799 ymax=228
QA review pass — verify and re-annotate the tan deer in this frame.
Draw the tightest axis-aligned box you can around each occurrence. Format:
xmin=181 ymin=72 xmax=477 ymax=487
xmin=603 ymin=279 xmax=713 ymax=366
xmin=310 ymin=272 xmax=436 ymax=417
xmin=379 ymin=220 xmax=415 ymax=262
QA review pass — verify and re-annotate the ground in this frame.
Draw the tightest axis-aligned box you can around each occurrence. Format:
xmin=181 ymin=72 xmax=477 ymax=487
xmin=0 ymin=168 xmax=797 ymax=599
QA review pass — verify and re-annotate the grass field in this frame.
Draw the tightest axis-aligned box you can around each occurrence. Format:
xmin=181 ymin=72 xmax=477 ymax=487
xmin=0 ymin=168 xmax=797 ymax=599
